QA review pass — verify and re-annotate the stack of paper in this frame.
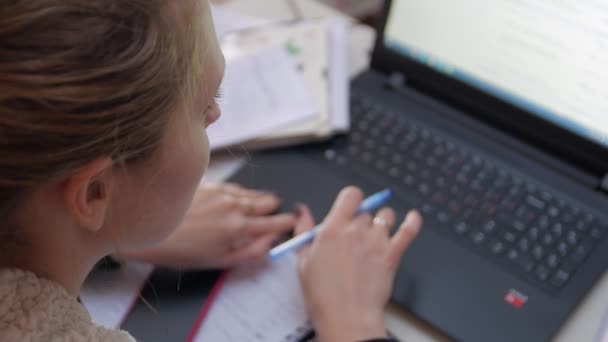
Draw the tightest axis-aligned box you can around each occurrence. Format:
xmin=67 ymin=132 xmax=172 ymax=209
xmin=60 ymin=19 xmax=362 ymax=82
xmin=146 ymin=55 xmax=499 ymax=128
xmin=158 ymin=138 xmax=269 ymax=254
xmin=208 ymin=7 xmax=350 ymax=151
xmin=207 ymin=45 xmax=318 ymax=150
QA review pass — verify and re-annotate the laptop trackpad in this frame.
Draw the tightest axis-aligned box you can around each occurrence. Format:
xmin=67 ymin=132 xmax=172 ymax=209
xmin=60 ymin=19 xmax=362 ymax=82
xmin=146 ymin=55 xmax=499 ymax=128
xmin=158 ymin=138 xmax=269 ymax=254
xmin=229 ymin=150 xmax=374 ymax=221
xmin=393 ymin=226 xmax=556 ymax=342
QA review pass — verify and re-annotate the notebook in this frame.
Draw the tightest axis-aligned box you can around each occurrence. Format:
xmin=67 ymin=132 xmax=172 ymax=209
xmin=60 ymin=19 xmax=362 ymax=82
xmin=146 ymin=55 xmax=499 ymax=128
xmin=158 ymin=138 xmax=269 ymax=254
xmin=186 ymin=254 xmax=315 ymax=342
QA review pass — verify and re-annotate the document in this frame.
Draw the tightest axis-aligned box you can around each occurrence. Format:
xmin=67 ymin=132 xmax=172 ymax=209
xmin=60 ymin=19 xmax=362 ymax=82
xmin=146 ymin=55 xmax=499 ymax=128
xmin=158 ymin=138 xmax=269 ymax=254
xmin=192 ymin=254 xmax=312 ymax=342
xmin=207 ymin=45 xmax=318 ymax=150
xmin=80 ymin=262 xmax=154 ymax=329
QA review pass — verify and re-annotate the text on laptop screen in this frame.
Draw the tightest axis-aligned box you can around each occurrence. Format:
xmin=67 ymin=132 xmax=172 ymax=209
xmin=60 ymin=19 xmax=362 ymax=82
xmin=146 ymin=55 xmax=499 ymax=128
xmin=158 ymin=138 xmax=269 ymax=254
xmin=384 ymin=0 xmax=608 ymax=148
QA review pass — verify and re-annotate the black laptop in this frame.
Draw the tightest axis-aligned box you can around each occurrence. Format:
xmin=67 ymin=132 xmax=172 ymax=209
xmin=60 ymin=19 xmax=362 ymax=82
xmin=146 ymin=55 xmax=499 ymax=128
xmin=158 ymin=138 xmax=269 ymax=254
xmin=230 ymin=1 xmax=608 ymax=341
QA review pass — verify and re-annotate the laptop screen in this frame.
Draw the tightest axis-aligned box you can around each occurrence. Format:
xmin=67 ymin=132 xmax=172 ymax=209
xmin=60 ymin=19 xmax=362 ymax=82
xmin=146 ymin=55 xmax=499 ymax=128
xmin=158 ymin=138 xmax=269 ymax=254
xmin=384 ymin=0 xmax=608 ymax=149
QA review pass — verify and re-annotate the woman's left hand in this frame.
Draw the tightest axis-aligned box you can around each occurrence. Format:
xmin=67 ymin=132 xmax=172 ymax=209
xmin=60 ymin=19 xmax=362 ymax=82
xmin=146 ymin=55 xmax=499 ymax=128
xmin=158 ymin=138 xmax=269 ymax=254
xmin=112 ymin=182 xmax=297 ymax=269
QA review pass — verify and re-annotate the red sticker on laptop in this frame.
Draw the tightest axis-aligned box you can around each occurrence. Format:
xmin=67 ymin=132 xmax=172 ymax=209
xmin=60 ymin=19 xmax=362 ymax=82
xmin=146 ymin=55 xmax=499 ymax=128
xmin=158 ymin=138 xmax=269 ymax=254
xmin=504 ymin=289 xmax=528 ymax=309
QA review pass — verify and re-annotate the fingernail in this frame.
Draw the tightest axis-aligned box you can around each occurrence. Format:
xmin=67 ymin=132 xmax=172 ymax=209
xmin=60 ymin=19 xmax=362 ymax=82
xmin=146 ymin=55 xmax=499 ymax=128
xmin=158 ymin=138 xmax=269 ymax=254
xmin=405 ymin=210 xmax=421 ymax=230
xmin=291 ymin=203 xmax=305 ymax=218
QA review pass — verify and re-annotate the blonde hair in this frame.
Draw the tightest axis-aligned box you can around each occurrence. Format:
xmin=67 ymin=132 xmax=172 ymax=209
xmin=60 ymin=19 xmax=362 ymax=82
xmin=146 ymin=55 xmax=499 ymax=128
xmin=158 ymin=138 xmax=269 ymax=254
xmin=0 ymin=0 xmax=204 ymax=223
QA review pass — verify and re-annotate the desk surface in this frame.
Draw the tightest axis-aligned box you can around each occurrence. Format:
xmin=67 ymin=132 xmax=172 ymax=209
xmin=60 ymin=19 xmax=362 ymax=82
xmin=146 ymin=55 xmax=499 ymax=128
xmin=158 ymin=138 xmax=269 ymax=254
xmin=124 ymin=1 xmax=608 ymax=341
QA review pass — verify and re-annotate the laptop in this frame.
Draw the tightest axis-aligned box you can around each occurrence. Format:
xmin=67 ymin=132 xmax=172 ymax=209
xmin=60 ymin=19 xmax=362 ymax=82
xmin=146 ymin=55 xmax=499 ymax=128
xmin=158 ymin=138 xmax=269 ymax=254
xmin=229 ymin=1 xmax=608 ymax=341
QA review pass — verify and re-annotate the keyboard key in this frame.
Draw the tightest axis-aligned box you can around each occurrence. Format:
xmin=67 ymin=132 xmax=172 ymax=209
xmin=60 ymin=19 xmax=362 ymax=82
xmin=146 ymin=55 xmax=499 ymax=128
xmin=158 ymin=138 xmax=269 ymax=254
xmin=518 ymin=238 xmax=531 ymax=252
xmin=528 ymin=226 xmax=541 ymax=241
xmin=589 ymin=225 xmax=606 ymax=240
xmin=482 ymin=220 xmax=498 ymax=234
xmin=391 ymin=154 xmax=404 ymax=164
xmin=570 ymin=240 xmax=593 ymax=264
xmin=561 ymin=211 xmax=575 ymax=224
xmin=526 ymin=195 xmax=546 ymax=210
xmin=431 ymin=192 xmax=447 ymax=206
xmin=418 ymin=183 xmax=431 ymax=197
xmin=512 ymin=221 xmax=527 ymax=232
xmin=507 ymin=249 xmax=519 ymax=260
xmin=470 ymin=231 xmax=486 ymax=244
xmin=361 ymin=152 xmax=372 ymax=162
xmin=389 ymin=167 xmax=400 ymax=178
xmin=447 ymin=201 xmax=463 ymax=216
xmin=430 ymin=205 xmax=446 ymax=219
xmin=541 ymin=233 xmax=554 ymax=246
xmin=513 ymin=254 xmax=535 ymax=272
xmin=489 ymin=240 xmax=506 ymax=254
xmin=374 ymin=160 xmax=386 ymax=171
xmin=503 ymin=231 xmax=518 ymax=244
xmin=403 ymin=175 xmax=415 ymax=186
xmin=421 ymin=204 xmax=435 ymax=216
xmin=435 ymin=176 xmax=448 ymax=188
xmin=379 ymin=145 xmax=390 ymax=156
xmin=551 ymin=223 xmax=564 ymax=237
xmin=550 ymin=269 xmax=571 ymax=288
xmin=406 ymin=161 xmax=417 ymax=172
xmin=575 ymin=220 xmax=588 ymax=232
xmin=556 ymin=241 xmax=570 ymax=257
xmin=454 ymin=222 xmax=469 ymax=235
xmin=538 ymin=215 xmax=551 ymax=230
xmin=548 ymin=206 xmax=560 ymax=217
xmin=535 ymin=264 xmax=551 ymax=281
xmin=531 ymin=245 xmax=546 ymax=261
xmin=546 ymin=253 xmax=560 ymax=269
xmin=566 ymin=230 xmax=579 ymax=246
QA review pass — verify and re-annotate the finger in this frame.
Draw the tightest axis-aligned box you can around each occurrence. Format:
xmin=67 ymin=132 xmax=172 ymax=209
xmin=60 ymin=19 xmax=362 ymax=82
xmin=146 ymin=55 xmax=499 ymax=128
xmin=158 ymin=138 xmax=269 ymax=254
xmin=225 ymin=235 xmax=276 ymax=263
xmin=371 ymin=207 xmax=396 ymax=232
xmin=294 ymin=204 xmax=315 ymax=236
xmin=239 ymin=193 xmax=281 ymax=216
xmin=389 ymin=210 xmax=422 ymax=269
xmin=199 ymin=181 xmax=225 ymax=194
xmin=323 ymin=186 xmax=364 ymax=231
xmin=223 ymin=182 xmax=274 ymax=199
xmin=246 ymin=213 xmax=298 ymax=236
xmin=346 ymin=212 xmax=372 ymax=233
xmin=293 ymin=204 xmax=316 ymax=258
xmin=342 ymin=213 xmax=372 ymax=245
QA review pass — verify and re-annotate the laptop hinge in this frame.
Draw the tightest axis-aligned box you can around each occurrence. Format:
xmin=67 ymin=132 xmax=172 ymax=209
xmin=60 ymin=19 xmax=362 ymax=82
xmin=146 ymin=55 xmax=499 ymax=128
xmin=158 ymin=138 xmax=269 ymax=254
xmin=599 ymin=174 xmax=608 ymax=194
xmin=386 ymin=72 xmax=408 ymax=90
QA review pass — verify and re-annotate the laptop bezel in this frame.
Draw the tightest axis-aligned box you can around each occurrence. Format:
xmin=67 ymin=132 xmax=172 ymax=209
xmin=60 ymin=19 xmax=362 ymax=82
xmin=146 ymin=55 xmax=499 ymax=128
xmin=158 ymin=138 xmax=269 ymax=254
xmin=370 ymin=0 xmax=608 ymax=178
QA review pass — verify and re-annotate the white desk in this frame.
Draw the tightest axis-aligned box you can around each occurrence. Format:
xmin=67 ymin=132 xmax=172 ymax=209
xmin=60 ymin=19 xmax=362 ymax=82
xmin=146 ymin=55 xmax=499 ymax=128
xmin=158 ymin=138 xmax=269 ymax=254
xmin=210 ymin=1 xmax=608 ymax=341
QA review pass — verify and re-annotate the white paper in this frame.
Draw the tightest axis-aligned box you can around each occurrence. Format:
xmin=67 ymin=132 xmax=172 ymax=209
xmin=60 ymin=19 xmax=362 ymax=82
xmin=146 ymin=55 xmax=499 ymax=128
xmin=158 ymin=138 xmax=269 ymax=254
xmin=597 ymin=305 xmax=608 ymax=342
xmin=207 ymin=46 xmax=318 ymax=150
xmin=193 ymin=254 xmax=311 ymax=342
xmin=219 ymin=18 xmax=350 ymax=144
xmin=210 ymin=6 xmax=271 ymax=38
xmin=80 ymin=262 xmax=154 ymax=329
xmin=328 ymin=18 xmax=350 ymax=132
xmin=203 ymin=153 xmax=247 ymax=182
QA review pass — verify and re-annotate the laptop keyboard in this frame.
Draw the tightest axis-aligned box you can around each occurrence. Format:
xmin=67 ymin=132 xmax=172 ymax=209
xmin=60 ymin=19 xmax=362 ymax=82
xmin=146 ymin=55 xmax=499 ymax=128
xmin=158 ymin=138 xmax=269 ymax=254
xmin=323 ymin=93 xmax=607 ymax=291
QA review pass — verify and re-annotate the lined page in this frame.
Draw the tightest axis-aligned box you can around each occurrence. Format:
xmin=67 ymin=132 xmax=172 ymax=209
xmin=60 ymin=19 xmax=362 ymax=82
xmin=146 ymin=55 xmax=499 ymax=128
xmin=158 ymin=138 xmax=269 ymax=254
xmin=193 ymin=254 xmax=311 ymax=341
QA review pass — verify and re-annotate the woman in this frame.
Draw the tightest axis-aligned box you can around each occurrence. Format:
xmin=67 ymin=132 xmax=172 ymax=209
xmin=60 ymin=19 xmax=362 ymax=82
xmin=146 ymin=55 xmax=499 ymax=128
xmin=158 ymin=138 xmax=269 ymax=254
xmin=0 ymin=0 xmax=422 ymax=341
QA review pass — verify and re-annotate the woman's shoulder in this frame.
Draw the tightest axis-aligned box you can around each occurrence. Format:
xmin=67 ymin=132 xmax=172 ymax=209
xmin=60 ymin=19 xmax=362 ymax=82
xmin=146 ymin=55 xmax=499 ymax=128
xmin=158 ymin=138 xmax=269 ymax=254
xmin=0 ymin=268 xmax=135 ymax=342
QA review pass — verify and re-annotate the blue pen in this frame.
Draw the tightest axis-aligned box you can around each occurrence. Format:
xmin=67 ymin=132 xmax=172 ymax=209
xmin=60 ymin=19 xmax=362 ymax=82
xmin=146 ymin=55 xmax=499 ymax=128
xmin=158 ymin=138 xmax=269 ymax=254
xmin=268 ymin=189 xmax=392 ymax=261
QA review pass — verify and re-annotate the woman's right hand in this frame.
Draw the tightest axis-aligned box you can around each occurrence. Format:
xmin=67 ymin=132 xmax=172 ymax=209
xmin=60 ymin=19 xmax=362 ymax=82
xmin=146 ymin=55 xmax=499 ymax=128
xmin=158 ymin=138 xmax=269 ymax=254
xmin=296 ymin=186 xmax=422 ymax=342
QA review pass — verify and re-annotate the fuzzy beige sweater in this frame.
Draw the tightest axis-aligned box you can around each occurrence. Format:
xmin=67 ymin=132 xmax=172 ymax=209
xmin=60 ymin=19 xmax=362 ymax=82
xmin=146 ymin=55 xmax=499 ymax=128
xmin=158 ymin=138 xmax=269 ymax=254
xmin=0 ymin=268 xmax=135 ymax=342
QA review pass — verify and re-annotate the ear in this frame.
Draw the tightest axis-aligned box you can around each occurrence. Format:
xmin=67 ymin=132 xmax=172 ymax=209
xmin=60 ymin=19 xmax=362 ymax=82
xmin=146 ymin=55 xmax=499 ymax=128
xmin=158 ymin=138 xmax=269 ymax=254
xmin=63 ymin=157 xmax=114 ymax=233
